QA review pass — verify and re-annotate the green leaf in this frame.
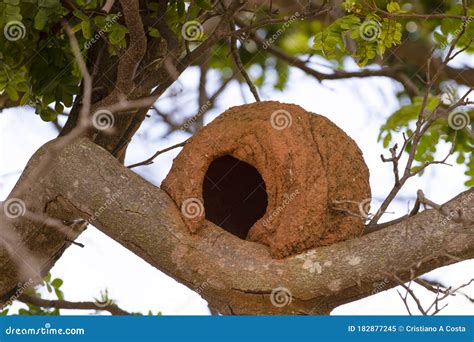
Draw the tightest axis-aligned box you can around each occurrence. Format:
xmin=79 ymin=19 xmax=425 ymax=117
xmin=81 ymin=19 xmax=92 ymax=40
xmin=34 ymin=9 xmax=48 ymax=30
xmin=54 ymin=288 xmax=64 ymax=300
xmin=313 ymin=32 xmax=323 ymax=50
xmin=383 ymin=132 xmax=392 ymax=148
xmin=94 ymin=15 xmax=107 ymax=28
xmin=20 ymin=91 xmax=30 ymax=106
xmin=73 ymin=10 xmax=89 ymax=21
xmin=38 ymin=0 xmax=60 ymax=8
xmin=51 ymin=278 xmax=63 ymax=288
xmin=434 ymin=31 xmax=447 ymax=46
xmin=5 ymin=85 xmax=19 ymax=101
xmin=387 ymin=2 xmax=401 ymax=13
xmin=39 ymin=107 xmax=58 ymax=122
xmin=177 ymin=0 xmax=185 ymax=18
xmin=196 ymin=0 xmax=212 ymax=10
xmin=187 ymin=4 xmax=201 ymax=20
xmin=349 ymin=29 xmax=359 ymax=39
xmin=108 ymin=25 xmax=128 ymax=45
xmin=54 ymin=101 xmax=64 ymax=113
xmin=148 ymin=27 xmax=160 ymax=38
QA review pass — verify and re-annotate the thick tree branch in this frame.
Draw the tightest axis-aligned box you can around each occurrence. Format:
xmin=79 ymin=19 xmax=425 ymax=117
xmin=102 ymin=0 xmax=147 ymax=101
xmin=2 ymin=138 xmax=472 ymax=314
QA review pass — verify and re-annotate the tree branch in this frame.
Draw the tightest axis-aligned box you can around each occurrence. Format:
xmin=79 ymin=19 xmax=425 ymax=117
xmin=229 ymin=22 xmax=260 ymax=102
xmin=126 ymin=140 xmax=188 ymax=169
xmin=244 ymin=26 xmax=398 ymax=82
xmin=2 ymin=138 xmax=471 ymax=314
xmin=18 ymin=294 xmax=130 ymax=315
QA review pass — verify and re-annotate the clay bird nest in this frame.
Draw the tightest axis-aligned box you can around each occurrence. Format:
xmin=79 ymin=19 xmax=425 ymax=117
xmin=162 ymin=101 xmax=370 ymax=258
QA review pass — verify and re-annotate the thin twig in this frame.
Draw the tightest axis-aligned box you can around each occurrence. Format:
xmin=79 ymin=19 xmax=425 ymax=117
xmin=229 ymin=22 xmax=260 ymax=102
xmin=416 ymin=189 xmax=471 ymax=224
xmin=127 ymin=140 xmax=188 ymax=169
xmin=18 ymin=294 xmax=130 ymax=315
xmin=368 ymin=11 xmax=472 ymax=227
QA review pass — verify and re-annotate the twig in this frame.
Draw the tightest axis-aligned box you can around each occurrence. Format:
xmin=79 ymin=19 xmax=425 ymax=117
xmin=331 ymin=199 xmax=369 ymax=220
xmin=229 ymin=22 xmax=260 ymax=102
xmin=368 ymin=11 xmax=472 ymax=227
xmin=239 ymin=21 xmax=398 ymax=82
xmin=380 ymin=144 xmax=401 ymax=185
xmin=409 ymin=197 xmax=421 ymax=216
xmin=127 ymin=140 xmax=188 ymax=169
xmin=416 ymin=189 xmax=470 ymax=224
xmin=410 ymin=137 xmax=455 ymax=176
xmin=18 ymin=294 xmax=130 ymax=315
xmin=375 ymin=9 xmax=474 ymax=21
xmin=233 ymin=6 xmax=331 ymax=35
xmin=393 ymin=277 xmax=427 ymax=315
xmin=392 ymin=273 xmax=473 ymax=315
xmin=0 ymin=23 xmax=94 ymax=282
xmin=396 ymin=289 xmax=413 ymax=315
xmin=364 ymin=214 xmax=408 ymax=233
xmin=152 ymin=106 xmax=186 ymax=133
xmin=412 ymin=277 xmax=473 ymax=300
xmin=51 ymin=120 xmax=63 ymax=133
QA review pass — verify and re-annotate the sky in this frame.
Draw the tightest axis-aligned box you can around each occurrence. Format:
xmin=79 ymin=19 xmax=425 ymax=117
xmin=1 ymin=61 xmax=473 ymax=315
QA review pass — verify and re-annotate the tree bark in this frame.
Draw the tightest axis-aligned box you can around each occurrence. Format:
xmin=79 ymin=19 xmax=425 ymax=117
xmin=1 ymin=138 xmax=473 ymax=314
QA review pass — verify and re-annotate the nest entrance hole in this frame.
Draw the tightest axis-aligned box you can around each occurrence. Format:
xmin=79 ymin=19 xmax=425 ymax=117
xmin=203 ymin=155 xmax=268 ymax=239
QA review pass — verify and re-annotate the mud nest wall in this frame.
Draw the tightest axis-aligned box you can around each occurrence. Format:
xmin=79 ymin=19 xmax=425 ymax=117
xmin=162 ymin=101 xmax=371 ymax=258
